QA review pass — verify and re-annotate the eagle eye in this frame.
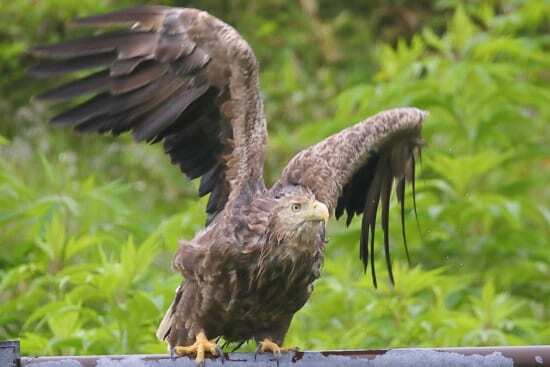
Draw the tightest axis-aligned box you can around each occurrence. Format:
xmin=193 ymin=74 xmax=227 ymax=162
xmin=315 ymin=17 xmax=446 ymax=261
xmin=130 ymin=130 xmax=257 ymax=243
xmin=291 ymin=203 xmax=302 ymax=212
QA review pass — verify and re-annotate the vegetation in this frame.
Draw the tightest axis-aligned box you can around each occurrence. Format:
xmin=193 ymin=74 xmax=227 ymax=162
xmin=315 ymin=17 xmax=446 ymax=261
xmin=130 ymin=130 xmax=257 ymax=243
xmin=1 ymin=0 xmax=549 ymax=355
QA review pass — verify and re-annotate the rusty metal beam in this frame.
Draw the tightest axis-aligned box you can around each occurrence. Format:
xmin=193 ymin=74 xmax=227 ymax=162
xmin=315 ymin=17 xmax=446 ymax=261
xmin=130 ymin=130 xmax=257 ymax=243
xmin=2 ymin=340 xmax=549 ymax=366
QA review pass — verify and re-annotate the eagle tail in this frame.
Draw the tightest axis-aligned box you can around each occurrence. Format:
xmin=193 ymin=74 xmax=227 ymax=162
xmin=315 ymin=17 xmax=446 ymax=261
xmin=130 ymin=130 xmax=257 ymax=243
xmin=156 ymin=284 xmax=182 ymax=342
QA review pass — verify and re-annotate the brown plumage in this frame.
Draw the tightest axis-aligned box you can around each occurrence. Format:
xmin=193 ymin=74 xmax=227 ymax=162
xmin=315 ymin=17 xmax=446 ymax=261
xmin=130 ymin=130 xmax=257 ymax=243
xmin=29 ymin=5 xmax=428 ymax=364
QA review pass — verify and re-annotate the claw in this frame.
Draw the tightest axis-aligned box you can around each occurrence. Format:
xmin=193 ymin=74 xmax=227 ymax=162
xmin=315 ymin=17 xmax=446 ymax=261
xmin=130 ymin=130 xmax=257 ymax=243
xmin=215 ymin=345 xmax=225 ymax=363
xmin=173 ymin=331 xmax=220 ymax=365
xmin=255 ymin=338 xmax=285 ymax=359
xmin=254 ymin=344 xmax=261 ymax=361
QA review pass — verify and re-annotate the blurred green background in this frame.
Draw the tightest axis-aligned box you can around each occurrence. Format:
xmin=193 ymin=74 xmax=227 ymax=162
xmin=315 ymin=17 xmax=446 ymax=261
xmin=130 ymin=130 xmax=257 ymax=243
xmin=1 ymin=0 xmax=549 ymax=355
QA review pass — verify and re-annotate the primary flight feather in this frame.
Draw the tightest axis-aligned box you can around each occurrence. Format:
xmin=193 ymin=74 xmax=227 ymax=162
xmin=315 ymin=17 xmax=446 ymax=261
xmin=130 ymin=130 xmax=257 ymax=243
xmin=29 ymin=5 xmax=427 ymax=365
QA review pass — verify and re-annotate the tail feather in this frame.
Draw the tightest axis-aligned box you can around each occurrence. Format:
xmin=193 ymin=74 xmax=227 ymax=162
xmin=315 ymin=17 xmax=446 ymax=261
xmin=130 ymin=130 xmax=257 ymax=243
xmin=156 ymin=285 xmax=182 ymax=341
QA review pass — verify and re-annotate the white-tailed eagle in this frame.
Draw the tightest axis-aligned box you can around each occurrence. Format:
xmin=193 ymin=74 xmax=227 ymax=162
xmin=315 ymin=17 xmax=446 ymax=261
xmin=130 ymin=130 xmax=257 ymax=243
xmin=29 ymin=5 xmax=427 ymax=365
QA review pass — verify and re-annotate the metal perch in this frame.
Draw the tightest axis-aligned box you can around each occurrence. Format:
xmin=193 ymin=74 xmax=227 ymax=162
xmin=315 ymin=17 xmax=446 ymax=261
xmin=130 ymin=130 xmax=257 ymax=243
xmin=2 ymin=341 xmax=549 ymax=366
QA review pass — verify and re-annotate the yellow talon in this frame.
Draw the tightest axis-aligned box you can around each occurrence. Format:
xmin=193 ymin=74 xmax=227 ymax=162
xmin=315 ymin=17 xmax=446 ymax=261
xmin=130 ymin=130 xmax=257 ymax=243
xmin=258 ymin=338 xmax=286 ymax=357
xmin=174 ymin=331 xmax=220 ymax=365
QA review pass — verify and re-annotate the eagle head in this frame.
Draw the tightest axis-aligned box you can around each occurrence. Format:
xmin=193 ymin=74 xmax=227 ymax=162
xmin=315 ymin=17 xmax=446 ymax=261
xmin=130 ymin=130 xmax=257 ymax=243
xmin=268 ymin=186 xmax=329 ymax=243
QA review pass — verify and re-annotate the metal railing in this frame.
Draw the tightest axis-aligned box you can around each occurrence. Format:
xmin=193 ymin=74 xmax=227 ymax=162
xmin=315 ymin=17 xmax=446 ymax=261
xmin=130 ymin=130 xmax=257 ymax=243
xmin=2 ymin=340 xmax=549 ymax=366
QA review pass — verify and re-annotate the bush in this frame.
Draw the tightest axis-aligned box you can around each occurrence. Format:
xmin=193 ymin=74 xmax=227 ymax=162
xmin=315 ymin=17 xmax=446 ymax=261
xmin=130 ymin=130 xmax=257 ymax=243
xmin=1 ymin=0 xmax=548 ymax=355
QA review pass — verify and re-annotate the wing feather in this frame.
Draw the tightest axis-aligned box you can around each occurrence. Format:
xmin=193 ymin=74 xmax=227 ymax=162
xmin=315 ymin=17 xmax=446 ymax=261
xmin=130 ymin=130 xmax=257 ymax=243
xmin=35 ymin=70 xmax=110 ymax=101
xmin=50 ymin=93 xmax=112 ymax=125
xmin=380 ymin=160 xmax=394 ymax=285
xmin=133 ymin=81 xmax=209 ymax=141
xmin=111 ymin=62 xmax=170 ymax=95
xmin=73 ymin=5 xmax=169 ymax=29
xmin=361 ymin=159 xmax=383 ymax=286
xmin=30 ymin=31 xmax=159 ymax=59
xmin=28 ymin=53 xmax=117 ymax=77
xmin=29 ymin=6 xmax=267 ymax=221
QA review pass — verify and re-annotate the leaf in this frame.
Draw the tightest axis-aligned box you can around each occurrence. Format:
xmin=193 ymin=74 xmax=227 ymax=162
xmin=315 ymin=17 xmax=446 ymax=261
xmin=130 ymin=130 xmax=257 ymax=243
xmin=448 ymin=5 xmax=478 ymax=55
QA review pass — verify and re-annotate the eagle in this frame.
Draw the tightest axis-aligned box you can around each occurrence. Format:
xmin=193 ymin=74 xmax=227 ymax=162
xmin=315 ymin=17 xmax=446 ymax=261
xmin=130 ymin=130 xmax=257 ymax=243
xmin=29 ymin=5 xmax=427 ymax=365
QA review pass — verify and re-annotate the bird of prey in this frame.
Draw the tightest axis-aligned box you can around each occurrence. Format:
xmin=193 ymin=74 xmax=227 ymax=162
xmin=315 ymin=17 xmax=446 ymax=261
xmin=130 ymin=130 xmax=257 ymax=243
xmin=29 ymin=5 xmax=427 ymax=365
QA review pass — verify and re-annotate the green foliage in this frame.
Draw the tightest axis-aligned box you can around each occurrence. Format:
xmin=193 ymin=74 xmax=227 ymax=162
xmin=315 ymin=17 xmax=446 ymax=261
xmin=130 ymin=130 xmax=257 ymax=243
xmin=1 ymin=0 xmax=549 ymax=355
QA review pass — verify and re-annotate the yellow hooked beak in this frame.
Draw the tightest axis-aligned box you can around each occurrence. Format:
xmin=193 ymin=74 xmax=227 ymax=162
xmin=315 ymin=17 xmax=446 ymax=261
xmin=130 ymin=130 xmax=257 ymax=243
xmin=305 ymin=201 xmax=330 ymax=223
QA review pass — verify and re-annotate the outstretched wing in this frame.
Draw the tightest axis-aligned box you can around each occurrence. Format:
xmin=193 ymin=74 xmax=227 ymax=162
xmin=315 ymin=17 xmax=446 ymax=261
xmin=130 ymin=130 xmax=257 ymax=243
xmin=29 ymin=6 xmax=267 ymax=224
xmin=274 ymin=108 xmax=427 ymax=286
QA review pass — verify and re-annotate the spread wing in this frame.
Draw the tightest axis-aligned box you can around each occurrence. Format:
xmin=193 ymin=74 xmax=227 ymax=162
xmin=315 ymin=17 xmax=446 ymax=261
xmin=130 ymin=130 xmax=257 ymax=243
xmin=29 ymin=6 xmax=268 ymax=224
xmin=274 ymin=108 xmax=427 ymax=287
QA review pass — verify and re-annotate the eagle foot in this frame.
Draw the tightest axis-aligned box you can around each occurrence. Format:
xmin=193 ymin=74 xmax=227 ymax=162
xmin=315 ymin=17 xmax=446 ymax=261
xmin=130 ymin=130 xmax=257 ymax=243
xmin=255 ymin=339 xmax=294 ymax=359
xmin=173 ymin=331 xmax=223 ymax=366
